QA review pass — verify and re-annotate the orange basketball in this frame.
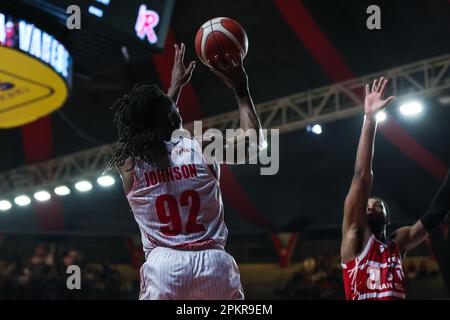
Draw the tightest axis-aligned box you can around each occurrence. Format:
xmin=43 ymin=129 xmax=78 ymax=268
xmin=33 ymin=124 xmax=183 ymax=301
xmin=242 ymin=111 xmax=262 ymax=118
xmin=195 ymin=17 xmax=249 ymax=67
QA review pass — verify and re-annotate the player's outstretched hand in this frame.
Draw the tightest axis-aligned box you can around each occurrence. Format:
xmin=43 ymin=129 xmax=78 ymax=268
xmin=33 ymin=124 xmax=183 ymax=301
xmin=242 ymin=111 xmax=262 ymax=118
xmin=208 ymin=53 xmax=249 ymax=97
xmin=364 ymin=76 xmax=396 ymax=118
xmin=170 ymin=43 xmax=196 ymax=88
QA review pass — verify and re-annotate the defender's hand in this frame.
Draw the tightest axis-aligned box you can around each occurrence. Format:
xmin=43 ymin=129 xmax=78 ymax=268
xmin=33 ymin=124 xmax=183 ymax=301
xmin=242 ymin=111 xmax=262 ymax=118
xmin=364 ymin=76 xmax=396 ymax=117
xmin=208 ymin=53 xmax=249 ymax=97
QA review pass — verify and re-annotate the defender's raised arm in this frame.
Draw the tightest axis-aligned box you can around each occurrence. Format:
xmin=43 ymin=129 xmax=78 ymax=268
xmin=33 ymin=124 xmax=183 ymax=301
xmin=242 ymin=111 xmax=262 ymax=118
xmin=341 ymin=77 xmax=395 ymax=263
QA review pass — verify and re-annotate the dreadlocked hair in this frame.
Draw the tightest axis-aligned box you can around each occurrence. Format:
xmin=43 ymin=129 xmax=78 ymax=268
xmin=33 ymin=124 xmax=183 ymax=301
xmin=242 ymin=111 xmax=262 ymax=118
xmin=105 ymin=84 xmax=171 ymax=173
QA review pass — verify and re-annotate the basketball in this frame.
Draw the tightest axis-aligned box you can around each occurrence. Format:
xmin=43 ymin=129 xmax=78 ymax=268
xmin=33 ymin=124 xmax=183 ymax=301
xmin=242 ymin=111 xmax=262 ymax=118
xmin=195 ymin=17 xmax=249 ymax=67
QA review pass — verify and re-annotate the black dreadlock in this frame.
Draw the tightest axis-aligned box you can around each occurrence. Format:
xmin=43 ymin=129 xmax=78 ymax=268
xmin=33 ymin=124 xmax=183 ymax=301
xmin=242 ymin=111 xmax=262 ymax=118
xmin=105 ymin=84 xmax=171 ymax=173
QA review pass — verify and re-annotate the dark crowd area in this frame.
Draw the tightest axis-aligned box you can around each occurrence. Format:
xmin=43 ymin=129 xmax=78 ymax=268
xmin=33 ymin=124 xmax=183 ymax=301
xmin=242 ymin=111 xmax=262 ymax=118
xmin=0 ymin=243 xmax=445 ymax=300
xmin=0 ymin=244 xmax=139 ymax=300
xmin=277 ymin=250 xmax=345 ymax=299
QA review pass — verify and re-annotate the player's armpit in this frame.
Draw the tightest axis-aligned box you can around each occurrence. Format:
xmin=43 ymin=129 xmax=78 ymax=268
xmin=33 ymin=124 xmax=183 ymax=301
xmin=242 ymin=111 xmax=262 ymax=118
xmin=342 ymin=173 xmax=372 ymax=234
xmin=341 ymin=227 xmax=366 ymax=263
xmin=341 ymin=174 xmax=372 ymax=262
xmin=390 ymin=220 xmax=429 ymax=254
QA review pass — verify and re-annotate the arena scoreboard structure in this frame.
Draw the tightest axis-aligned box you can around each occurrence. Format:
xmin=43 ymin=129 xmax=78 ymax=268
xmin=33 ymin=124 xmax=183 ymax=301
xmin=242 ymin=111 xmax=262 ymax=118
xmin=0 ymin=10 xmax=72 ymax=128
xmin=37 ymin=0 xmax=174 ymax=51
xmin=63 ymin=0 xmax=174 ymax=50
xmin=0 ymin=0 xmax=174 ymax=127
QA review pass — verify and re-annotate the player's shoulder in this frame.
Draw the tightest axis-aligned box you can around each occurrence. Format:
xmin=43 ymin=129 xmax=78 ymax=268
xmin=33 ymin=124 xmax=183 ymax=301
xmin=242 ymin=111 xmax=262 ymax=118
xmin=387 ymin=236 xmax=403 ymax=255
xmin=116 ymin=157 xmax=135 ymax=175
xmin=386 ymin=232 xmax=401 ymax=248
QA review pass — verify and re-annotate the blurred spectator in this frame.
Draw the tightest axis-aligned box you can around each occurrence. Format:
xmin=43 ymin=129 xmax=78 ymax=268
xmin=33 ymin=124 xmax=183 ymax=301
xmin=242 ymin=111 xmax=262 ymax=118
xmin=278 ymin=250 xmax=345 ymax=299
xmin=407 ymin=262 xmax=418 ymax=279
xmin=0 ymin=243 xmax=138 ymax=300
xmin=417 ymin=260 xmax=429 ymax=278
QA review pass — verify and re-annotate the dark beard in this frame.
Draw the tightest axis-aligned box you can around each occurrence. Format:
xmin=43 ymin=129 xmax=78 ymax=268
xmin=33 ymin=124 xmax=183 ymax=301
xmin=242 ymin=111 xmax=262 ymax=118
xmin=368 ymin=216 xmax=385 ymax=238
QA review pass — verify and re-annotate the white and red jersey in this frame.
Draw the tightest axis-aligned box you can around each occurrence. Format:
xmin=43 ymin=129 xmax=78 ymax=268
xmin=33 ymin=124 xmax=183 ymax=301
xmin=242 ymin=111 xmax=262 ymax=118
xmin=126 ymin=136 xmax=228 ymax=259
xmin=342 ymin=234 xmax=406 ymax=300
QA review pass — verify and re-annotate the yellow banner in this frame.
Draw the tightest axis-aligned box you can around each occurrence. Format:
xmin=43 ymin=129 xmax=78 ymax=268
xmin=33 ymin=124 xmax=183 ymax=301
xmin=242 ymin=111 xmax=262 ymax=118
xmin=0 ymin=46 xmax=68 ymax=128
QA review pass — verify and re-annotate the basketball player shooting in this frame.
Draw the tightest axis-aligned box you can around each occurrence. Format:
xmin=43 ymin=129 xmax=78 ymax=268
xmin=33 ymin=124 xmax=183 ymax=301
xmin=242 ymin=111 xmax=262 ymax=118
xmin=106 ymin=42 xmax=263 ymax=300
xmin=341 ymin=76 xmax=450 ymax=300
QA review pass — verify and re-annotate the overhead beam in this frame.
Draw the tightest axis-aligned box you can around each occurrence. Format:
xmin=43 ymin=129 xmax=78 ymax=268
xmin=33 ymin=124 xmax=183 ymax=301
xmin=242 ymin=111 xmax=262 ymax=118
xmin=1 ymin=54 xmax=449 ymax=197
xmin=203 ymin=53 xmax=450 ymax=133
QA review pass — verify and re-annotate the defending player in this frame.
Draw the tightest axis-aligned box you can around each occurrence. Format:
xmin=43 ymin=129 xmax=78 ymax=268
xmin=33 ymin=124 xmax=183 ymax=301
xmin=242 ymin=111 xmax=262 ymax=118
xmin=341 ymin=76 xmax=450 ymax=300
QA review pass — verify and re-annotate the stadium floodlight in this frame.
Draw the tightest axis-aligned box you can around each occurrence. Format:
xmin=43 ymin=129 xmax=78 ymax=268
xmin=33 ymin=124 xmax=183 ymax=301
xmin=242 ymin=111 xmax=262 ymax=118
xmin=376 ymin=111 xmax=387 ymax=122
xmin=97 ymin=175 xmax=115 ymax=187
xmin=311 ymin=124 xmax=322 ymax=135
xmin=54 ymin=186 xmax=71 ymax=196
xmin=34 ymin=191 xmax=51 ymax=202
xmin=14 ymin=195 xmax=31 ymax=207
xmin=75 ymin=180 xmax=93 ymax=192
xmin=0 ymin=200 xmax=12 ymax=211
xmin=400 ymin=101 xmax=423 ymax=116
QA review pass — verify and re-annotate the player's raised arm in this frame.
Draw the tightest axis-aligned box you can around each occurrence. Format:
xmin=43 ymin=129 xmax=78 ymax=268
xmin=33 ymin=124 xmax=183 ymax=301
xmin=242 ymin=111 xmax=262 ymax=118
xmin=391 ymin=169 xmax=450 ymax=254
xmin=167 ymin=43 xmax=196 ymax=105
xmin=341 ymin=77 xmax=395 ymax=262
xmin=207 ymin=54 xmax=264 ymax=164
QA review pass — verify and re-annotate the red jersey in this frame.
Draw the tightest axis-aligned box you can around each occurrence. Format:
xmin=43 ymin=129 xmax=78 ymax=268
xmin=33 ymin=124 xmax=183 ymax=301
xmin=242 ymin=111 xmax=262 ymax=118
xmin=342 ymin=234 xmax=406 ymax=300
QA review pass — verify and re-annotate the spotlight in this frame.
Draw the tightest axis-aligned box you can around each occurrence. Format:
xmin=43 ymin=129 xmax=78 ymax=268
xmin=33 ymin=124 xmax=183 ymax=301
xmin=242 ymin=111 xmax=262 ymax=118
xmin=54 ymin=185 xmax=71 ymax=196
xmin=97 ymin=175 xmax=115 ymax=187
xmin=14 ymin=195 xmax=31 ymax=207
xmin=75 ymin=180 xmax=93 ymax=192
xmin=376 ymin=111 xmax=387 ymax=122
xmin=308 ymin=124 xmax=322 ymax=135
xmin=88 ymin=6 xmax=104 ymax=18
xmin=0 ymin=200 xmax=12 ymax=211
xmin=400 ymin=101 xmax=423 ymax=116
xmin=34 ymin=191 xmax=51 ymax=202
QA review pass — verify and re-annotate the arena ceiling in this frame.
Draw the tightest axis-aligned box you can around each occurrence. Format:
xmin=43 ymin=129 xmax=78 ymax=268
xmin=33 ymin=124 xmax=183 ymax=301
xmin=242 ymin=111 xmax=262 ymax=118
xmin=1 ymin=0 xmax=450 ymax=235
